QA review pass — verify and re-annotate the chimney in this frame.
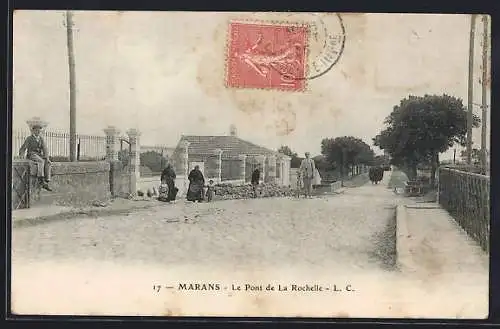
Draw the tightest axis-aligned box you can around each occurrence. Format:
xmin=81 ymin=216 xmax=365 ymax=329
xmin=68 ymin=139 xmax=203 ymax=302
xmin=229 ymin=124 xmax=237 ymax=137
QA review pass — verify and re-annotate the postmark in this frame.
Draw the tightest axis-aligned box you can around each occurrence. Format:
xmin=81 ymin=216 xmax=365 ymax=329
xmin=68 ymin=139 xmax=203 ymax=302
xmin=225 ymin=14 xmax=346 ymax=91
xmin=306 ymin=13 xmax=346 ymax=80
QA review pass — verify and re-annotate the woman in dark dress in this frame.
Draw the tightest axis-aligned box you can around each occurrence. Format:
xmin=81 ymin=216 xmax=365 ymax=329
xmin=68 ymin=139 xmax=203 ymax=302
xmin=187 ymin=165 xmax=205 ymax=202
xmin=159 ymin=164 xmax=177 ymax=202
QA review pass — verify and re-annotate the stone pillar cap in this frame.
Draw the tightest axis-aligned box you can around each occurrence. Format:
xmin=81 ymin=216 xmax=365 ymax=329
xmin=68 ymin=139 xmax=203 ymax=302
xmin=179 ymin=140 xmax=190 ymax=148
xmin=126 ymin=128 xmax=141 ymax=137
xmin=213 ymin=148 xmax=223 ymax=155
xmin=104 ymin=126 xmax=120 ymax=134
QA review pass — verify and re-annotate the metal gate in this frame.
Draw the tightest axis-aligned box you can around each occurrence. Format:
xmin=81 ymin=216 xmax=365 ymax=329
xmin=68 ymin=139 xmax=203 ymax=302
xmin=12 ymin=162 xmax=31 ymax=210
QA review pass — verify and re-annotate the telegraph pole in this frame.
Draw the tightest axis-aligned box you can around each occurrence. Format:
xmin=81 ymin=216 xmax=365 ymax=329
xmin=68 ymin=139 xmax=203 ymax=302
xmin=66 ymin=11 xmax=77 ymax=162
xmin=480 ymin=15 xmax=489 ymax=173
xmin=466 ymin=14 xmax=476 ymax=167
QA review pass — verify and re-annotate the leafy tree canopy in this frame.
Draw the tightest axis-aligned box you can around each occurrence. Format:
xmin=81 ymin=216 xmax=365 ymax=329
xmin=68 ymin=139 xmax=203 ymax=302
xmin=321 ymin=136 xmax=375 ymax=168
xmin=140 ymin=151 xmax=168 ymax=173
xmin=373 ymin=94 xmax=480 ymax=180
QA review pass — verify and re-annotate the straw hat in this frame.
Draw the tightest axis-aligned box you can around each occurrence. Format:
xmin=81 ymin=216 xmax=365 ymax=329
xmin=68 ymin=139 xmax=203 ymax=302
xmin=26 ymin=117 xmax=48 ymax=130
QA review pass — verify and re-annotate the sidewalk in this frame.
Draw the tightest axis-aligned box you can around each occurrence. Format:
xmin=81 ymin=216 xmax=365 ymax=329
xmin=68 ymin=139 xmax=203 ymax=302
xmin=396 ymin=201 xmax=489 ymax=303
xmin=12 ymin=198 xmax=163 ymax=228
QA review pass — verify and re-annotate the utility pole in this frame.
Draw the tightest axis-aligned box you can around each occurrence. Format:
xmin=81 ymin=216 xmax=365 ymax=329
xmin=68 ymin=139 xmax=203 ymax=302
xmin=480 ymin=15 xmax=489 ymax=174
xmin=466 ymin=14 xmax=476 ymax=168
xmin=66 ymin=11 xmax=77 ymax=162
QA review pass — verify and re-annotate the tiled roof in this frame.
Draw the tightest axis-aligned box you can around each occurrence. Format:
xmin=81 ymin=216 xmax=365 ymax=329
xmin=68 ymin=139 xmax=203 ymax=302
xmin=177 ymin=135 xmax=277 ymax=157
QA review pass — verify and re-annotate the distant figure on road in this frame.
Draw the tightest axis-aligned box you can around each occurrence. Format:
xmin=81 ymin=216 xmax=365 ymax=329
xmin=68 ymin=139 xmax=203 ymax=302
xmin=299 ymin=152 xmax=316 ymax=198
xmin=205 ymin=179 xmax=215 ymax=202
xmin=369 ymin=166 xmax=384 ymax=184
xmin=18 ymin=120 xmax=52 ymax=191
xmin=187 ymin=165 xmax=205 ymax=202
xmin=251 ymin=165 xmax=261 ymax=198
xmin=159 ymin=163 xmax=177 ymax=202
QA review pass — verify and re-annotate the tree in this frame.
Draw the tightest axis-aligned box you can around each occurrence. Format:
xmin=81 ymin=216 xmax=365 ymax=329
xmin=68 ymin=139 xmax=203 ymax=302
xmin=460 ymin=148 xmax=481 ymax=164
xmin=278 ymin=145 xmax=302 ymax=168
xmin=373 ymin=155 xmax=388 ymax=167
xmin=278 ymin=145 xmax=297 ymax=158
xmin=140 ymin=151 xmax=168 ymax=173
xmin=313 ymin=155 xmax=330 ymax=171
xmin=118 ymin=149 xmax=129 ymax=167
xmin=373 ymin=94 xmax=480 ymax=185
xmin=321 ymin=136 xmax=375 ymax=177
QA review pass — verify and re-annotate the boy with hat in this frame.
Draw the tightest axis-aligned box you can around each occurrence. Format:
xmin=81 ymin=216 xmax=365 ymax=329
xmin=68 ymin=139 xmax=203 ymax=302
xmin=18 ymin=120 xmax=52 ymax=191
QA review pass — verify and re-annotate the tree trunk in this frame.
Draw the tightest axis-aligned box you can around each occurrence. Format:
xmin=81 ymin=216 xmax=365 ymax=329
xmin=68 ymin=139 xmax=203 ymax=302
xmin=407 ymin=160 xmax=418 ymax=180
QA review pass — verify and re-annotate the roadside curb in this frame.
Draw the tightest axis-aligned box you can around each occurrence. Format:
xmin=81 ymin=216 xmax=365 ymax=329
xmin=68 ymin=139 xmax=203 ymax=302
xmin=395 ymin=204 xmax=418 ymax=273
xmin=12 ymin=202 xmax=161 ymax=229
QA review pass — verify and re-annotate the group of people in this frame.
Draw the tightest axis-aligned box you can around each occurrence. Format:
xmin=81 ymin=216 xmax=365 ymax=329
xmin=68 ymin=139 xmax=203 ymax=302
xmin=158 ymin=164 xmax=215 ymax=203
xmin=158 ymin=151 xmax=317 ymax=203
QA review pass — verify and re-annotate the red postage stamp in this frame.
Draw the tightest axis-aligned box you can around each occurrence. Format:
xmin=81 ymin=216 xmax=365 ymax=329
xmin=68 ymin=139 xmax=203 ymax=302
xmin=226 ymin=21 xmax=309 ymax=92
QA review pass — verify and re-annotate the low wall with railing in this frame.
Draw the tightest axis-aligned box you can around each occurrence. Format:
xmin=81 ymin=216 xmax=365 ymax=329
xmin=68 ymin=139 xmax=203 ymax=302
xmin=11 ymin=159 xmax=135 ymax=209
xmin=11 ymin=160 xmax=114 ymax=208
xmin=438 ymin=167 xmax=490 ymax=252
xmin=12 ymin=125 xmax=143 ymax=210
xmin=13 ymin=130 xmax=107 ymax=161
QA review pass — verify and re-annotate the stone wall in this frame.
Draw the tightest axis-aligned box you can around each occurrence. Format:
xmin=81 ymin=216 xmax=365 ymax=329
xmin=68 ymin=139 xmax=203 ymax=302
xmin=36 ymin=161 xmax=111 ymax=207
xmin=214 ymin=182 xmax=294 ymax=200
xmin=11 ymin=159 xmax=136 ymax=209
xmin=110 ymin=160 xmax=131 ymax=198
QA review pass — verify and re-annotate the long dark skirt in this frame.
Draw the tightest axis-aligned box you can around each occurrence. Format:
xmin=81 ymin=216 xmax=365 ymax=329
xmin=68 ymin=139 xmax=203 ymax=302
xmin=187 ymin=181 xmax=204 ymax=202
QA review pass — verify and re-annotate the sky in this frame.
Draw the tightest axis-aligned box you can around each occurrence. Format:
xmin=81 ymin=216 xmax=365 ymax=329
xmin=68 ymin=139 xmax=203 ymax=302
xmin=12 ymin=11 xmax=491 ymax=159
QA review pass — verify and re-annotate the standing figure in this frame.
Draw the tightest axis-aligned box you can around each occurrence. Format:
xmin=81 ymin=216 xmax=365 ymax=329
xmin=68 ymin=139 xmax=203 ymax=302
xmin=251 ymin=165 xmax=261 ymax=198
xmin=18 ymin=121 xmax=52 ymax=191
xmin=187 ymin=165 xmax=205 ymax=202
xmin=159 ymin=163 xmax=177 ymax=202
xmin=206 ymin=179 xmax=215 ymax=202
xmin=299 ymin=152 xmax=316 ymax=198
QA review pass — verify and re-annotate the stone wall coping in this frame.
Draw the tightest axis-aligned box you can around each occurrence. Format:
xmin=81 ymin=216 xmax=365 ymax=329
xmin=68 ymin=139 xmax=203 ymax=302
xmin=18 ymin=161 xmax=111 ymax=176
xmin=103 ymin=126 xmax=120 ymax=135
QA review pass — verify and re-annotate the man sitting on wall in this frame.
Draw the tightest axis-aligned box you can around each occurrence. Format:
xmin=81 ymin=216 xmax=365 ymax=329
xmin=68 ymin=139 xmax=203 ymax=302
xmin=18 ymin=120 xmax=52 ymax=191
